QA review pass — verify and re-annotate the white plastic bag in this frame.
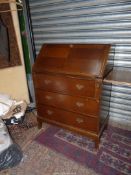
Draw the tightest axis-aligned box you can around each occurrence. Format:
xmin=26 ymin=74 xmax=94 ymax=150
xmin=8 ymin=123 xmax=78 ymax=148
xmin=0 ymin=94 xmax=13 ymax=116
xmin=0 ymin=118 xmax=12 ymax=154
xmin=0 ymin=119 xmax=23 ymax=170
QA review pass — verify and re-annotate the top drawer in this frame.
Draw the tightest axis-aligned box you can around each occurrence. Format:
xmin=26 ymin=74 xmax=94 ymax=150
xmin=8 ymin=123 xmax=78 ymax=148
xmin=33 ymin=73 xmax=97 ymax=98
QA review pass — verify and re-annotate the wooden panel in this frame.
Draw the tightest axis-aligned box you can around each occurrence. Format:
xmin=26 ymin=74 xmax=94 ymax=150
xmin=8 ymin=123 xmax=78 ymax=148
xmin=43 ymin=44 xmax=70 ymax=58
xmin=35 ymin=90 xmax=100 ymax=116
xmin=104 ymin=67 xmax=131 ymax=86
xmin=65 ymin=44 xmax=111 ymax=78
xmin=37 ymin=105 xmax=99 ymax=132
xmin=33 ymin=73 xmax=96 ymax=98
xmin=35 ymin=44 xmax=70 ymax=72
xmin=33 ymin=44 xmax=111 ymax=78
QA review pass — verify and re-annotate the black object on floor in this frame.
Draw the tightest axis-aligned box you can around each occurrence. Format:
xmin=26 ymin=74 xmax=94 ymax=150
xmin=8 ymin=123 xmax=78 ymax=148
xmin=0 ymin=144 xmax=23 ymax=170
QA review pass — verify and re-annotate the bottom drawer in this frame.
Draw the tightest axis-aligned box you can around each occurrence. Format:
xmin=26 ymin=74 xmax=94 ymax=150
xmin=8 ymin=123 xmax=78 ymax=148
xmin=37 ymin=105 xmax=98 ymax=132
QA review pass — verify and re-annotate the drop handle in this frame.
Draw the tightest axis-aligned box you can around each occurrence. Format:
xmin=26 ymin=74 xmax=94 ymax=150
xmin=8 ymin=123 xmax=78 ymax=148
xmin=44 ymin=80 xmax=51 ymax=85
xmin=76 ymin=117 xmax=84 ymax=123
xmin=46 ymin=110 xmax=53 ymax=115
xmin=45 ymin=95 xmax=52 ymax=100
xmin=76 ymin=102 xmax=84 ymax=107
xmin=76 ymin=84 xmax=84 ymax=90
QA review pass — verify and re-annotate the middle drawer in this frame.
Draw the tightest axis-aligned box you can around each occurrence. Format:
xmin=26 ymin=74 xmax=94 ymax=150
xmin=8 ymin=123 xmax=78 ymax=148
xmin=36 ymin=90 xmax=99 ymax=117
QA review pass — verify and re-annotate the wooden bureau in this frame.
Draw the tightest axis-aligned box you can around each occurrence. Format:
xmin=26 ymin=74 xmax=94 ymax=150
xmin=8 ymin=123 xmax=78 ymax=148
xmin=33 ymin=44 xmax=113 ymax=148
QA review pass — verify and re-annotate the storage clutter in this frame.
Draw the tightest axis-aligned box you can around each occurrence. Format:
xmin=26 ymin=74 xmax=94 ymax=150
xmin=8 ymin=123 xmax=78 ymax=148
xmin=0 ymin=118 xmax=23 ymax=170
xmin=0 ymin=93 xmax=27 ymax=170
xmin=0 ymin=93 xmax=27 ymax=125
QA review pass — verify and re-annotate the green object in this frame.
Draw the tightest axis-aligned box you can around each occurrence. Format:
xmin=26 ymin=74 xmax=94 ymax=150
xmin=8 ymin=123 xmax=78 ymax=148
xmin=18 ymin=11 xmax=31 ymax=74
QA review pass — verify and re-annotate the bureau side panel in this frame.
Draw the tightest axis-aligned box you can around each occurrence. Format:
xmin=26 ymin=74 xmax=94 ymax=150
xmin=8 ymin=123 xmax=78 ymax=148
xmin=100 ymin=82 xmax=112 ymax=132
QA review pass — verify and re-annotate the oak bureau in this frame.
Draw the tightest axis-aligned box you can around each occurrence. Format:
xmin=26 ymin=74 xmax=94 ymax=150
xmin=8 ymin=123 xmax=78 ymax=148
xmin=33 ymin=44 xmax=113 ymax=148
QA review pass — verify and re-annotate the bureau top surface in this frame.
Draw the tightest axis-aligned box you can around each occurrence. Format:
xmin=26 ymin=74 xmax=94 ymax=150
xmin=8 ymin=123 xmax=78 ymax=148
xmin=33 ymin=44 xmax=111 ymax=78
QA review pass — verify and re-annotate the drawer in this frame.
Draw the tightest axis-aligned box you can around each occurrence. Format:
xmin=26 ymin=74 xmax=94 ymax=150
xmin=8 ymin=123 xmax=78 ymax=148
xmin=33 ymin=74 xmax=96 ymax=98
xmin=37 ymin=105 xmax=98 ymax=132
xmin=36 ymin=90 xmax=99 ymax=116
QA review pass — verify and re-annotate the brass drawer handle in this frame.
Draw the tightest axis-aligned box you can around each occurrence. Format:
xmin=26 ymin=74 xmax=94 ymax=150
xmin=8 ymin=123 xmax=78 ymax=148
xmin=44 ymin=80 xmax=51 ymax=85
xmin=76 ymin=117 xmax=84 ymax=123
xmin=45 ymin=95 xmax=52 ymax=100
xmin=76 ymin=102 xmax=84 ymax=107
xmin=46 ymin=110 xmax=53 ymax=115
xmin=70 ymin=44 xmax=73 ymax=48
xmin=76 ymin=84 xmax=84 ymax=90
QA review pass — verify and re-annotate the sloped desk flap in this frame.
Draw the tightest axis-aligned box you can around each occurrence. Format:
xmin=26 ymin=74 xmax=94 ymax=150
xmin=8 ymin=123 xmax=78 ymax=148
xmin=33 ymin=44 xmax=111 ymax=78
xmin=104 ymin=67 xmax=131 ymax=86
